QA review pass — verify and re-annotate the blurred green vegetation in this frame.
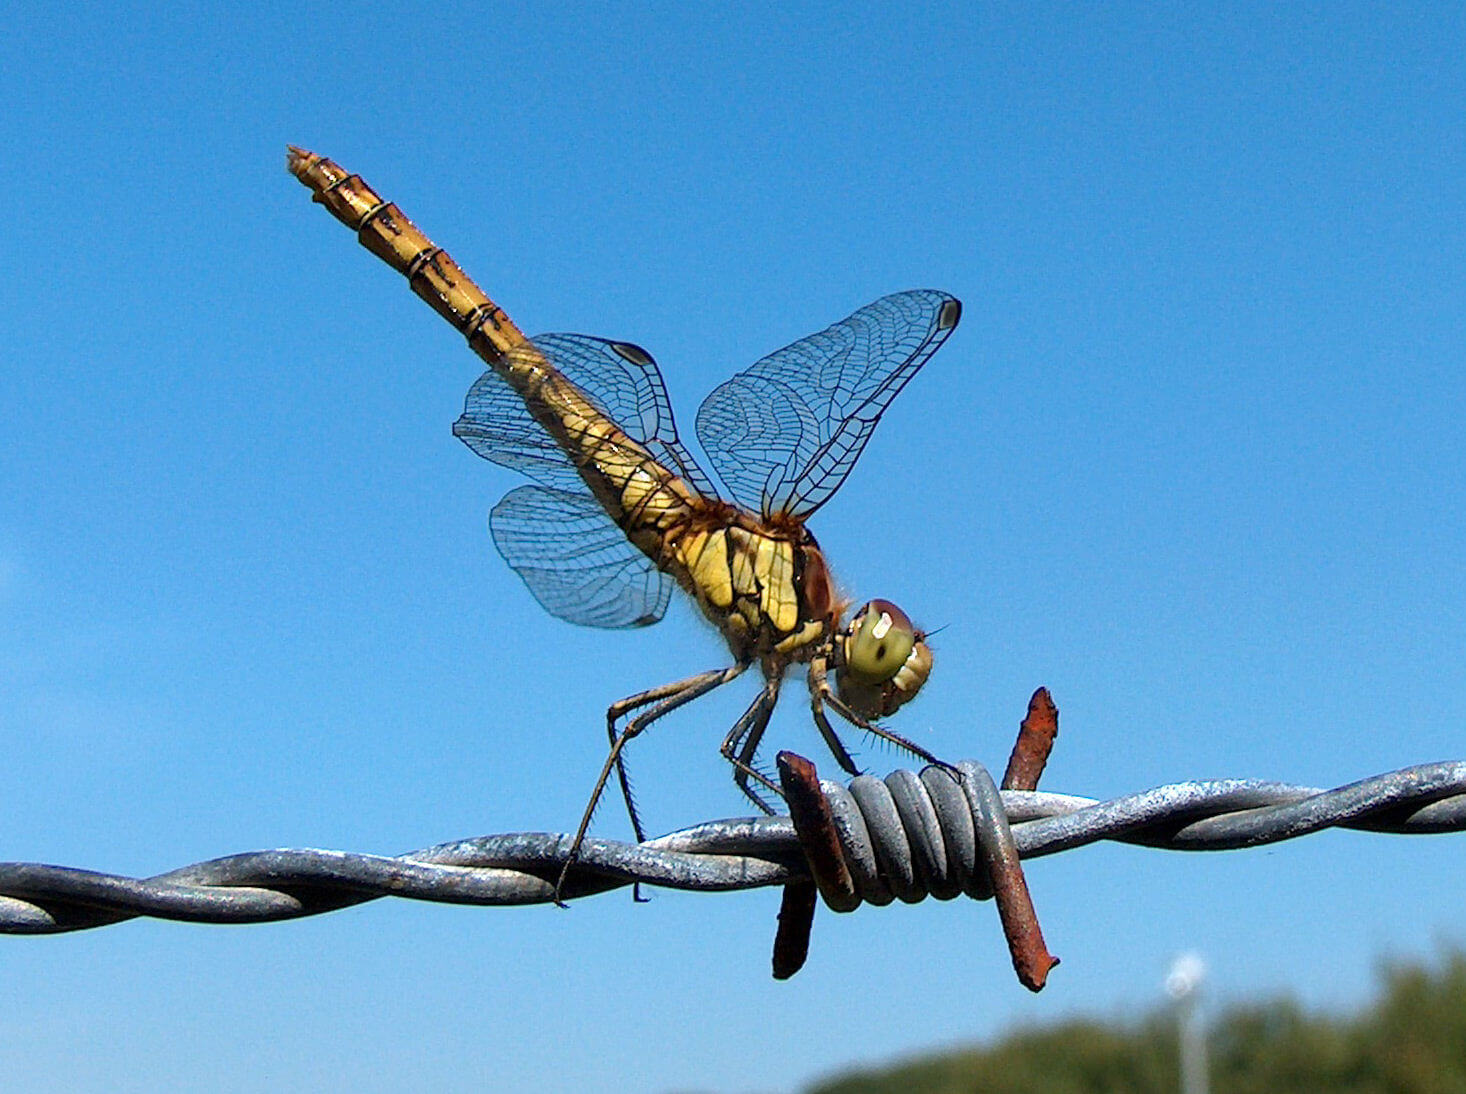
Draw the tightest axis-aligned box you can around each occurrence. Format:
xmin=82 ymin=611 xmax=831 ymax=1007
xmin=806 ymin=948 xmax=1466 ymax=1094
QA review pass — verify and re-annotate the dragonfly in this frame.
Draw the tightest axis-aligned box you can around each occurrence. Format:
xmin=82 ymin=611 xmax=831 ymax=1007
xmin=287 ymin=148 xmax=963 ymax=891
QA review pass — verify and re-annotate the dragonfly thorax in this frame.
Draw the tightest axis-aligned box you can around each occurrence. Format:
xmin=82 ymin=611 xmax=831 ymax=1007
xmin=667 ymin=509 xmax=836 ymax=665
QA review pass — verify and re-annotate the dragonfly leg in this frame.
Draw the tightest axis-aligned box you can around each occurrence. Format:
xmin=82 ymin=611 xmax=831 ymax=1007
xmin=814 ymin=662 xmax=947 ymax=770
xmin=605 ymin=676 xmax=724 ymax=845
xmin=556 ymin=662 xmax=749 ymax=904
xmin=719 ymin=674 xmax=784 ymax=814
xmin=805 ymin=656 xmax=862 ymax=776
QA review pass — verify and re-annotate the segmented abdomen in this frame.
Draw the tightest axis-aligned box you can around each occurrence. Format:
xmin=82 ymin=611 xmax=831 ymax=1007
xmin=286 ymin=147 xmax=700 ymax=548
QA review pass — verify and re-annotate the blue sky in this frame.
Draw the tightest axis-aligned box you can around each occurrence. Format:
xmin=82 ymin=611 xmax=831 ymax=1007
xmin=2 ymin=3 xmax=1464 ymax=1091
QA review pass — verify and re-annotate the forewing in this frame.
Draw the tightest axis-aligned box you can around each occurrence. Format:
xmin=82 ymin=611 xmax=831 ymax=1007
xmin=451 ymin=334 xmax=718 ymax=498
xmin=490 ymin=485 xmax=673 ymax=628
xmin=695 ymin=290 xmax=961 ymax=519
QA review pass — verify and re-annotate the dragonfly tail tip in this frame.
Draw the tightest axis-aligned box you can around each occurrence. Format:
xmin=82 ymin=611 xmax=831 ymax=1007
xmin=285 ymin=145 xmax=315 ymax=176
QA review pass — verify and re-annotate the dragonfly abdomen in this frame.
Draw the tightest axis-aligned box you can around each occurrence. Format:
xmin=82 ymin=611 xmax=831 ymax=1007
xmin=288 ymin=146 xmax=701 ymax=561
xmin=286 ymin=148 xmax=534 ymax=367
xmin=499 ymin=355 xmax=702 ymax=540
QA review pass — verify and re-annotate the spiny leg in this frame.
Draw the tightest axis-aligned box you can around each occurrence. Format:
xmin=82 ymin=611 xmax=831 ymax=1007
xmin=811 ymin=659 xmax=951 ymax=772
xmin=732 ymin=707 xmax=782 ymax=812
xmin=605 ymin=674 xmax=726 ymax=846
xmin=557 ymin=662 xmax=748 ymax=904
xmin=806 ymin=655 xmax=862 ymax=776
xmin=719 ymin=673 xmax=784 ymax=813
xmin=603 ymin=671 xmax=736 ymax=904
xmin=828 ymin=686 xmax=945 ymax=767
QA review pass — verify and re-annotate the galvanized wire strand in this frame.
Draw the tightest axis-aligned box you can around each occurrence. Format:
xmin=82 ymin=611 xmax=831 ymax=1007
xmin=2 ymin=759 xmax=1463 ymax=935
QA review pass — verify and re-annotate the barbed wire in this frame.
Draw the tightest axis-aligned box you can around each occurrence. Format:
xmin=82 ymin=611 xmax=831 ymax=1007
xmin=3 ymin=758 xmax=1462 ymax=937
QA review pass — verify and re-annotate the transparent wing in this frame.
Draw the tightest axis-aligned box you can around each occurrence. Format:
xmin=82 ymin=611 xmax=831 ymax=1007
xmin=695 ymin=290 xmax=961 ymax=519
xmin=490 ymin=485 xmax=673 ymax=628
xmin=451 ymin=333 xmax=714 ymax=629
xmin=452 ymin=334 xmax=718 ymax=498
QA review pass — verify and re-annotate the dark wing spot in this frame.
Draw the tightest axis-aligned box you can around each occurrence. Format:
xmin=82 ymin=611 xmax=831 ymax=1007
xmin=611 ymin=341 xmax=655 ymax=367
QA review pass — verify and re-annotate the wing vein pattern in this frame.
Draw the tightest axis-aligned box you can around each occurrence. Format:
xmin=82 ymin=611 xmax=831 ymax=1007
xmin=694 ymin=289 xmax=960 ymax=519
xmin=452 ymin=334 xmax=712 ymax=629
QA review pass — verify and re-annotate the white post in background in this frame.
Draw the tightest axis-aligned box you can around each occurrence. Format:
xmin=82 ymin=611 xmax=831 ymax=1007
xmin=1165 ymin=952 xmax=1209 ymax=1094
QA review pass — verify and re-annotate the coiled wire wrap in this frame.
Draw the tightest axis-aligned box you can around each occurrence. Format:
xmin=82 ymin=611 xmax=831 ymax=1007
xmin=1 ymin=759 xmax=1463 ymax=935
xmin=820 ymin=761 xmax=1009 ymax=908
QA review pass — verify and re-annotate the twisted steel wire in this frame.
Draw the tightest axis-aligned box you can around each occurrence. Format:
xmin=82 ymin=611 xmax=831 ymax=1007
xmin=2 ymin=759 xmax=1463 ymax=936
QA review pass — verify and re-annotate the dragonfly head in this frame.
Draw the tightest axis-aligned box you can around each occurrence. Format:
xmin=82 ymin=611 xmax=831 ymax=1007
xmin=835 ymin=599 xmax=933 ymax=719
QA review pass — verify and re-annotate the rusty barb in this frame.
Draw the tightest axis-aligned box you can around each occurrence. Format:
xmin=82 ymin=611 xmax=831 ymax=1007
xmin=774 ymin=687 xmax=1061 ymax=990
xmin=4 ymin=686 xmax=1466 ymax=992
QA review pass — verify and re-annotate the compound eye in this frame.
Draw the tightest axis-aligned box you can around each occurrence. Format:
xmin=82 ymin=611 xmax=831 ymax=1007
xmin=843 ymin=599 xmax=917 ymax=685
